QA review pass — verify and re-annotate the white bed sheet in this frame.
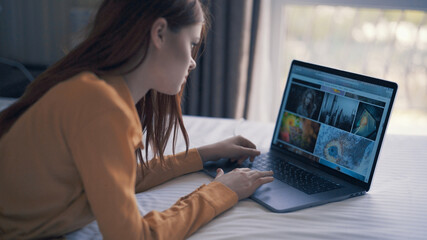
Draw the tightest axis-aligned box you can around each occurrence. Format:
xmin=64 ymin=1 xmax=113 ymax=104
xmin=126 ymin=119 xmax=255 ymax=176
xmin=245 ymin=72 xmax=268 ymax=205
xmin=67 ymin=116 xmax=427 ymax=239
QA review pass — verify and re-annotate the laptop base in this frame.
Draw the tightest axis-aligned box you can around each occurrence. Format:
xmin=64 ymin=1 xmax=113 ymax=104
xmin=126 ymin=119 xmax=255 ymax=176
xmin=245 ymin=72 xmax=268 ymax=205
xmin=203 ymin=157 xmax=365 ymax=213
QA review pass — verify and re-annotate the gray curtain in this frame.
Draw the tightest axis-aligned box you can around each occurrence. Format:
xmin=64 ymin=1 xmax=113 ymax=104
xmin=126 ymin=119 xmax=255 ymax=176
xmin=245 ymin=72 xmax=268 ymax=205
xmin=183 ymin=0 xmax=260 ymax=119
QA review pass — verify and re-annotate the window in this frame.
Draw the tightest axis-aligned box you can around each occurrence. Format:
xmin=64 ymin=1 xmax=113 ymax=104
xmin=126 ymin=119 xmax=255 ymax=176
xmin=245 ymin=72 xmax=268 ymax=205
xmin=248 ymin=0 xmax=427 ymax=135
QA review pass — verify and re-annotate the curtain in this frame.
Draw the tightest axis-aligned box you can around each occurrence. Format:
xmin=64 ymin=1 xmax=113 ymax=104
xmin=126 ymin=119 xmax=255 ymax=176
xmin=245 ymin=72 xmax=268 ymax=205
xmin=182 ymin=0 xmax=260 ymax=119
xmin=0 ymin=0 xmax=99 ymax=66
xmin=246 ymin=0 xmax=280 ymax=122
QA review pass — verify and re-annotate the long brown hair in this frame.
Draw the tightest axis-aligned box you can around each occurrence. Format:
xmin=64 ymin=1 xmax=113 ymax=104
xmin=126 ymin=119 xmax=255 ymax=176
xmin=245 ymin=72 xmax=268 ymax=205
xmin=0 ymin=0 xmax=210 ymax=168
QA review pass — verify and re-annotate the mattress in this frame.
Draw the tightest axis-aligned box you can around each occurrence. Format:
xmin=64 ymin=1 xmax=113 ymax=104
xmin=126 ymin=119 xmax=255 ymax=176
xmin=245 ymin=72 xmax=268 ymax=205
xmin=66 ymin=116 xmax=427 ymax=239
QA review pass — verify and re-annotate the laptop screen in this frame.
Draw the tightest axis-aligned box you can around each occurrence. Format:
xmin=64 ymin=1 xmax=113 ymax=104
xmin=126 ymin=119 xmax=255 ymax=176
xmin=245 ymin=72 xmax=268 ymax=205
xmin=272 ymin=60 xmax=397 ymax=184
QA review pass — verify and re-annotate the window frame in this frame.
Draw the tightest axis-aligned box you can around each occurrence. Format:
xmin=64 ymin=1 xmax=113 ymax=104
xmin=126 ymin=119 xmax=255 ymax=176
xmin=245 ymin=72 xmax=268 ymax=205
xmin=266 ymin=0 xmax=427 ymax=121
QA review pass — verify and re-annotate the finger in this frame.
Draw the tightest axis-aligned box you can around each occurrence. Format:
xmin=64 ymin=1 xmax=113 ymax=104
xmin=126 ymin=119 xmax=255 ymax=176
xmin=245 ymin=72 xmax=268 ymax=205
xmin=238 ymin=146 xmax=261 ymax=158
xmin=251 ymin=170 xmax=274 ymax=179
xmin=237 ymin=157 xmax=248 ymax=165
xmin=215 ymin=168 xmax=224 ymax=178
xmin=254 ymin=176 xmax=274 ymax=188
xmin=236 ymin=135 xmax=257 ymax=149
xmin=233 ymin=167 xmax=251 ymax=172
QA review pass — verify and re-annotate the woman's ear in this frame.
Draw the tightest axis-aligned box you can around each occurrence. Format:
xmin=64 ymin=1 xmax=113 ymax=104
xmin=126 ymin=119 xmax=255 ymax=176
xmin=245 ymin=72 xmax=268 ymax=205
xmin=150 ymin=18 xmax=168 ymax=49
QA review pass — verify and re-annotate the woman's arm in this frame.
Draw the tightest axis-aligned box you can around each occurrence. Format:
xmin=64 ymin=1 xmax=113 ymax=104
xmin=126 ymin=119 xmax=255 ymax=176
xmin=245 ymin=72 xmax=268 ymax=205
xmin=135 ymin=136 xmax=261 ymax=192
xmin=134 ymin=149 xmax=202 ymax=193
xmin=69 ymin=109 xmax=238 ymax=240
xmin=197 ymin=135 xmax=260 ymax=163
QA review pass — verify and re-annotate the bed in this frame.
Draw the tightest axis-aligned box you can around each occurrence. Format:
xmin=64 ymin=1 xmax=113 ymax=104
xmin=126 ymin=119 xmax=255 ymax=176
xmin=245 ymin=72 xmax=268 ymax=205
xmin=66 ymin=115 xmax=427 ymax=239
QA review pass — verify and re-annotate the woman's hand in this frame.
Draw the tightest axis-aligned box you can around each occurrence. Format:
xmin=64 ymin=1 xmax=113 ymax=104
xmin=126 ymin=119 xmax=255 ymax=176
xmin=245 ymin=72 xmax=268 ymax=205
xmin=197 ymin=135 xmax=261 ymax=164
xmin=214 ymin=168 xmax=274 ymax=200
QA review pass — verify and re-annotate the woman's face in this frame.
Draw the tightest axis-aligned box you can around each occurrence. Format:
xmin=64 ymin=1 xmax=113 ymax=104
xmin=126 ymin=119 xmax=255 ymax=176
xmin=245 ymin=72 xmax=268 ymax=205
xmin=152 ymin=22 xmax=203 ymax=95
xmin=304 ymin=93 xmax=313 ymax=106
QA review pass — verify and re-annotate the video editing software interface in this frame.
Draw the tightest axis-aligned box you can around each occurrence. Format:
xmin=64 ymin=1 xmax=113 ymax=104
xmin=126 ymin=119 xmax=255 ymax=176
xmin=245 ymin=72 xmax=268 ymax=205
xmin=272 ymin=64 xmax=394 ymax=183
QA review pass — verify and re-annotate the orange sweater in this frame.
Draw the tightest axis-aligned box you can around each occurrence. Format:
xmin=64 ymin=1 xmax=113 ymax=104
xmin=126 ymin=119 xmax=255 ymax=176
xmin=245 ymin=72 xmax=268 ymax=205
xmin=0 ymin=72 xmax=238 ymax=239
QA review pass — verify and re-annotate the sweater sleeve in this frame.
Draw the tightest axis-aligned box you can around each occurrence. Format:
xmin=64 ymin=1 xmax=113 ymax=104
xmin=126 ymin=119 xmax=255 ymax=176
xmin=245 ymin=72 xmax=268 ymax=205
xmin=69 ymin=109 xmax=238 ymax=240
xmin=135 ymin=148 xmax=203 ymax=193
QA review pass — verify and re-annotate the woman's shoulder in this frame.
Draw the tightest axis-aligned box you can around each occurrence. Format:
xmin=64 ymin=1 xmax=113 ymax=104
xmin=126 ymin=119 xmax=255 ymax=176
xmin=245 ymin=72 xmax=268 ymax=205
xmin=43 ymin=71 xmax=134 ymax=122
xmin=56 ymin=72 xmax=116 ymax=100
xmin=51 ymin=72 xmax=123 ymax=108
xmin=40 ymin=71 xmax=140 ymax=138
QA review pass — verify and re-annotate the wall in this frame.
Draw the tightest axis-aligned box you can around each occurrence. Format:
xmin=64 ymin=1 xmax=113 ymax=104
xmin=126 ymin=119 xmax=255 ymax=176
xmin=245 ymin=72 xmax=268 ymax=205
xmin=0 ymin=0 xmax=100 ymax=66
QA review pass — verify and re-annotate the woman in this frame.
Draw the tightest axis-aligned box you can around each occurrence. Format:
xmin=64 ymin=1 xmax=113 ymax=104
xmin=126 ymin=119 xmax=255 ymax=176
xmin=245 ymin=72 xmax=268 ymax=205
xmin=296 ymin=89 xmax=317 ymax=119
xmin=0 ymin=0 xmax=273 ymax=239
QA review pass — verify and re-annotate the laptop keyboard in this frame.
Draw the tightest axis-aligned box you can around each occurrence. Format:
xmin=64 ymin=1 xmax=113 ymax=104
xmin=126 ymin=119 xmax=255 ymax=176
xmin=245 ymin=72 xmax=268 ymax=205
xmin=242 ymin=154 xmax=342 ymax=195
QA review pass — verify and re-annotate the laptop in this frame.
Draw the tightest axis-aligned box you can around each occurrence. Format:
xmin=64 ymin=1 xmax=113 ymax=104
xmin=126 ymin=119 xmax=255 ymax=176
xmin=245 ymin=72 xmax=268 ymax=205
xmin=203 ymin=60 xmax=398 ymax=213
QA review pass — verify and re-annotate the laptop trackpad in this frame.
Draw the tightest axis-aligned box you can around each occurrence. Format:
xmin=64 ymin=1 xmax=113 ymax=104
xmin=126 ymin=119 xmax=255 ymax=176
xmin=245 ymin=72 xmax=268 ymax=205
xmin=251 ymin=179 xmax=313 ymax=212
